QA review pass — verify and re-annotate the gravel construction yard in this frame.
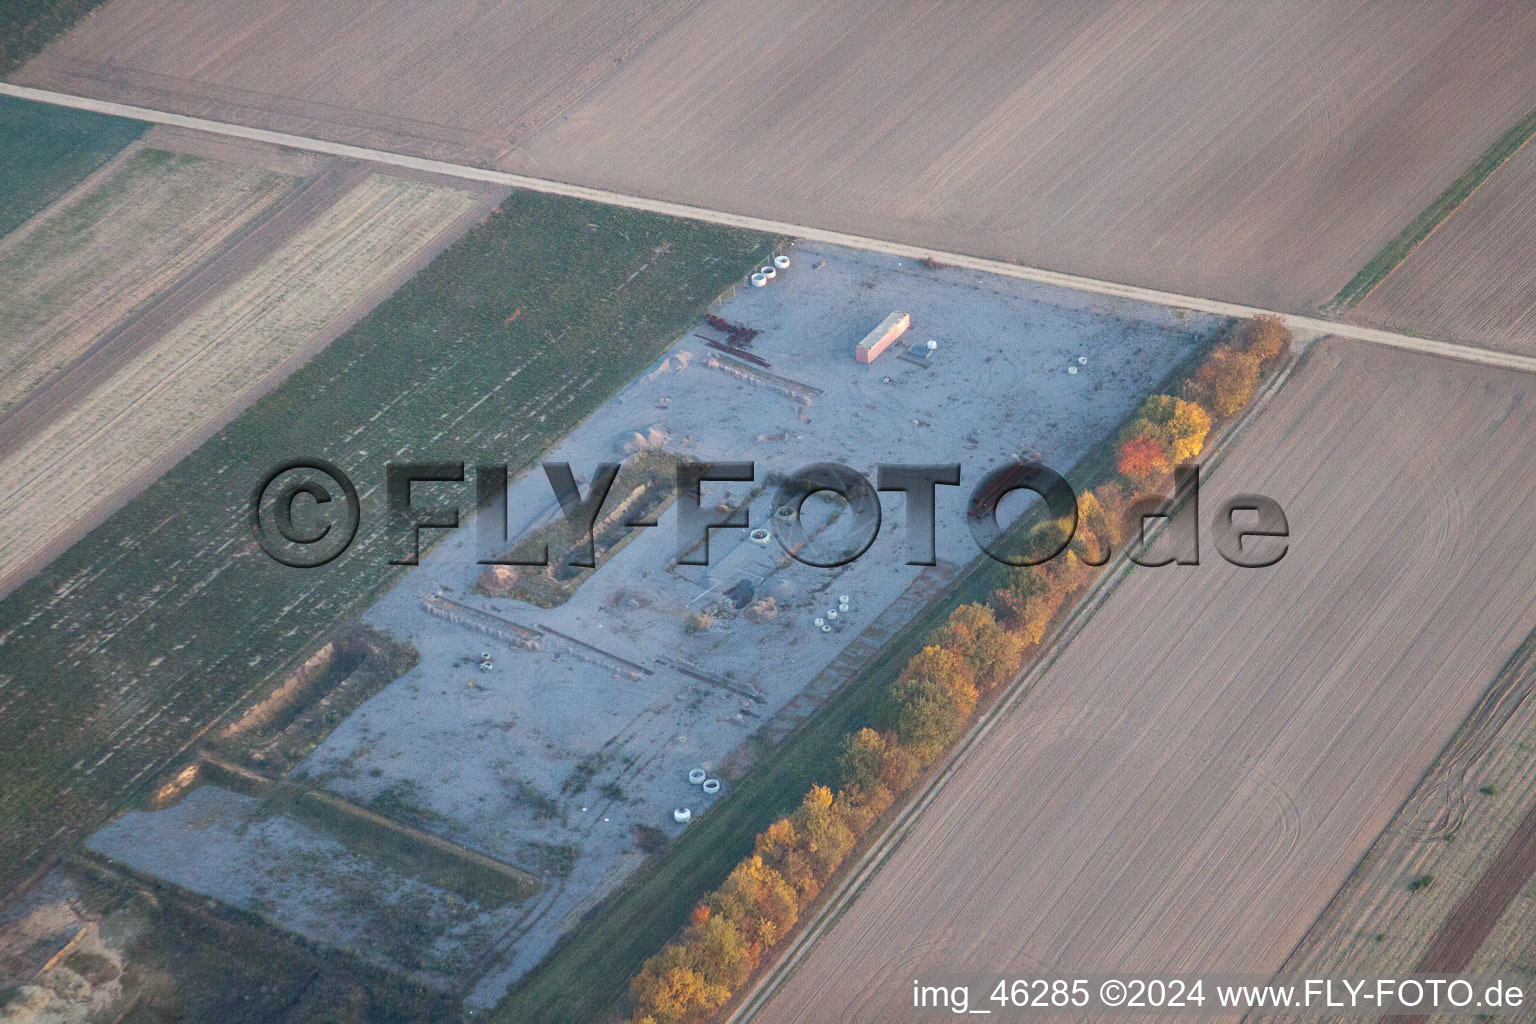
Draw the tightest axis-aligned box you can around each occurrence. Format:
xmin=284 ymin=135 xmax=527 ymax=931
xmin=1354 ymin=135 xmax=1536 ymax=357
xmin=86 ymin=242 xmax=1221 ymax=1009
xmin=19 ymin=0 xmax=1536 ymax=311
xmin=746 ymin=338 xmax=1536 ymax=1024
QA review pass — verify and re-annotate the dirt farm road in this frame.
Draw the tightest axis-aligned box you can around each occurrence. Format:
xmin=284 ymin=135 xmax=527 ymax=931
xmin=5 ymin=81 xmax=1536 ymax=379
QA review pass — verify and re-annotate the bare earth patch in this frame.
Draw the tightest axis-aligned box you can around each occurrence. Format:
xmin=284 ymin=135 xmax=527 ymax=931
xmin=13 ymin=0 xmax=701 ymax=163
xmin=19 ymin=2 xmax=1536 ymax=310
xmin=1265 ymin=638 xmax=1536 ymax=1020
xmin=504 ymin=0 xmax=1536 ymax=311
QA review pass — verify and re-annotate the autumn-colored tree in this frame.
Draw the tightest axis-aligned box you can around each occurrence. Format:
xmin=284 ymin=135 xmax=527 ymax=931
xmin=937 ymin=603 xmax=1026 ymax=691
xmin=1093 ymin=482 xmax=1130 ymax=549
xmin=903 ymin=643 xmax=978 ymax=698
xmin=832 ymin=781 xmax=883 ymax=835
xmin=969 ymin=623 xmax=1028 ymax=691
xmin=1072 ymin=490 xmax=1112 ymax=563
xmin=686 ymin=912 xmax=756 ymax=990
xmin=788 ymin=784 xmax=858 ymax=881
xmin=1163 ymin=400 xmax=1211 ymax=463
xmin=1044 ymin=544 xmax=1096 ymax=594
xmin=990 ymin=564 xmax=1047 ymax=624
xmin=1241 ymin=313 xmax=1291 ymax=364
xmin=754 ymin=817 xmax=797 ymax=865
xmin=890 ymin=645 xmax=979 ymax=756
xmin=1116 ymin=433 xmax=1169 ymax=486
xmin=1012 ymin=561 xmax=1054 ymax=599
xmin=754 ymin=818 xmax=821 ymax=901
xmin=944 ymin=602 xmax=996 ymax=639
xmin=839 ymin=727 xmax=891 ymax=799
xmin=1192 ymin=345 xmax=1261 ymax=417
xmin=1019 ymin=585 xmax=1064 ymax=646
xmin=1077 ymin=489 xmax=1108 ymax=538
xmin=894 ymin=685 xmax=965 ymax=760
xmin=990 ymin=565 xmax=1064 ymax=645
xmin=1135 ymin=394 xmax=1211 ymax=463
xmin=879 ymin=740 xmax=921 ymax=793
xmin=1025 ymin=515 xmax=1076 ymax=562
xmin=710 ymin=854 xmax=799 ymax=942
xmin=629 ymin=947 xmax=731 ymax=1024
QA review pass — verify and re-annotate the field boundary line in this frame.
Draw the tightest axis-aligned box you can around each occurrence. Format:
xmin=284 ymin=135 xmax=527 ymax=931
xmin=5 ymin=81 xmax=1536 ymax=378
xmin=1330 ymin=103 xmax=1536 ymax=309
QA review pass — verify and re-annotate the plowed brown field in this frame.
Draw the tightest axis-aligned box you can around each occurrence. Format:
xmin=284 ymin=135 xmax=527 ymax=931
xmin=1259 ymin=638 xmax=1536 ymax=1022
xmin=748 ymin=339 xmax=1536 ymax=1023
xmin=18 ymin=0 xmax=1536 ymax=310
xmin=13 ymin=0 xmax=700 ymax=163
xmin=1354 ymin=136 xmax=1536 ymax=357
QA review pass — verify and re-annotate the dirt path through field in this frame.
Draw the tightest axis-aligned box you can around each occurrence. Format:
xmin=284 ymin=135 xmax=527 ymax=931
xmin=2 ymin=83 xmax=1534 ymax=379
xmin=0 ymin=159 xmax=366 ymax=459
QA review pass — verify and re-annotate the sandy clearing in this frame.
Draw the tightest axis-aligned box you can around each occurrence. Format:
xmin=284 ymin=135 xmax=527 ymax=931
xmin=86 ymin=786 xmax=528 ymax=990
xmin=12 ymin=0 xmax=701 ymax=163
xmin=0 ymin=174 xmax=483 ymax=596
xmin=1353 ymin=134 xmax=1536 ymax=358
xmin=745 ymin=339 xmax=1536 ymax=1023
xmin=0 ymin=147 xmax=297 ymax=421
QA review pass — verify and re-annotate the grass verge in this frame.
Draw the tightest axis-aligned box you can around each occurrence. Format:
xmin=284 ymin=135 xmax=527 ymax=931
xmin=1331 ymin=104 xmax=1536 ymax=308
